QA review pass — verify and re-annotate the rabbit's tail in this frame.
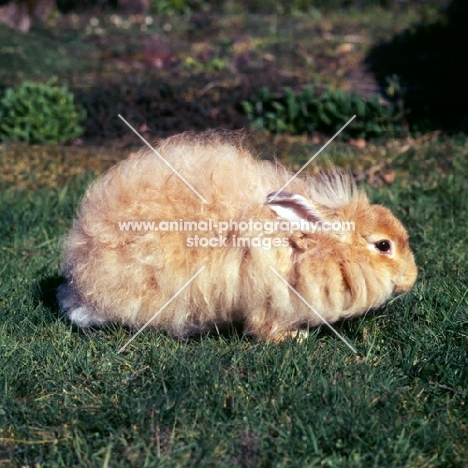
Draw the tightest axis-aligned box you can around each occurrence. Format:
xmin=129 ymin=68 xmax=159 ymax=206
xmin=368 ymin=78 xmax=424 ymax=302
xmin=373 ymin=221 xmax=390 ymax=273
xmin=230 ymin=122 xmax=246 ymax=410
xmin=58 ymin=282 xmax=108 ymax=327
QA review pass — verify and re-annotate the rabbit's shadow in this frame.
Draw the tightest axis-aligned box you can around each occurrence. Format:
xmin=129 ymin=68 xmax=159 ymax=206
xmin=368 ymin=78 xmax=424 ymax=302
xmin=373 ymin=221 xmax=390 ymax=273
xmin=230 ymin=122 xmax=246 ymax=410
xmin=34 ymin=274 xmax=65 ymax=318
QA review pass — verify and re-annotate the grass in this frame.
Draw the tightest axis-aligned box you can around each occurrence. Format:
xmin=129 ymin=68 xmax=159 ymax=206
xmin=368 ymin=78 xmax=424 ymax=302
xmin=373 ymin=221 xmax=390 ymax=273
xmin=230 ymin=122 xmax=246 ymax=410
xmin=0 ymin=135 xmax=467 ymax=467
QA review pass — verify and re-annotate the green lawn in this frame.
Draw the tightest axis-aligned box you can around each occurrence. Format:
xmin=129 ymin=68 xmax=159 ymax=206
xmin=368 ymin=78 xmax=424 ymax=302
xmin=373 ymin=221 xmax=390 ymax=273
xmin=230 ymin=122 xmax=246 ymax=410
xmin=1 ymin=135 xmax=467 ymax=467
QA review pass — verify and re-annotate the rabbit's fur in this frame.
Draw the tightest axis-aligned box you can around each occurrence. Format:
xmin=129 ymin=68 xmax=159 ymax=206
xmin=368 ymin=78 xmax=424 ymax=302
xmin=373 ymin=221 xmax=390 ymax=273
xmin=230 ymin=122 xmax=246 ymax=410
xmin=58 ymin=131 xmax=417 ymax=341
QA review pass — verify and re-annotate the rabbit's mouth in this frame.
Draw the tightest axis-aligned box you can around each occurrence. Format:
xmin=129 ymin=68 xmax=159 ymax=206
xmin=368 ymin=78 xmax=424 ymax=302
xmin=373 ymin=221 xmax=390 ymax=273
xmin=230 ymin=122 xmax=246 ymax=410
xmin=393 ymin=271 xmax=418 ymax=294
xmin=393 ymin=283 xmax=411 ymax=294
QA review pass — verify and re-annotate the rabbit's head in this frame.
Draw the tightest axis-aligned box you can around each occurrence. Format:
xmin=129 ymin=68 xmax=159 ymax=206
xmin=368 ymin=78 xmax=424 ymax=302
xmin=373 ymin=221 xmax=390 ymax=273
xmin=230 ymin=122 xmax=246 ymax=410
xmin=266 ymin=172 xmax=417 ymax=319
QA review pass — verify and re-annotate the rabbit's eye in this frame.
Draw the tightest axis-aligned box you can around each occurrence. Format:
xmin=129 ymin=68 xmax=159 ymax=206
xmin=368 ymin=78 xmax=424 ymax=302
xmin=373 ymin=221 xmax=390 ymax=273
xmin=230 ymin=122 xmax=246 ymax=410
xmin=375 ymin=240 xmax=392 ymax=253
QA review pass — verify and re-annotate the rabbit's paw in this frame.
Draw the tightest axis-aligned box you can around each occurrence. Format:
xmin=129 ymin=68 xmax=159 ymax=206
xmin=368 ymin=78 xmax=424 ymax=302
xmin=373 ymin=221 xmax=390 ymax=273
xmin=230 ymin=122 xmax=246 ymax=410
xmin=270 ymin=329 xmax=309 ymax=343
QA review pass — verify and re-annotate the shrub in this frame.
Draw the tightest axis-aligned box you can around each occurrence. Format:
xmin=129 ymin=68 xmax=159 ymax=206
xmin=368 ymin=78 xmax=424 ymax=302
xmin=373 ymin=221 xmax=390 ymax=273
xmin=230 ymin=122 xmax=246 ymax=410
xmin=151 ymin=0 xmax=206 ymax=14
xmin=242 ymin=86 xmax=404 ymax=140
xmin=0 ymin=79 xmax=86 ymax=144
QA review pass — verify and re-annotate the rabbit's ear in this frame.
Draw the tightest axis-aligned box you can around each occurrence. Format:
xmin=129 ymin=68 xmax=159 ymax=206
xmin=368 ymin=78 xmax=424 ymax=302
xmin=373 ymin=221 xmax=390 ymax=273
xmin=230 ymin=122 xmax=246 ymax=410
xmin=266 ymin=191 xmax=327 ymax=223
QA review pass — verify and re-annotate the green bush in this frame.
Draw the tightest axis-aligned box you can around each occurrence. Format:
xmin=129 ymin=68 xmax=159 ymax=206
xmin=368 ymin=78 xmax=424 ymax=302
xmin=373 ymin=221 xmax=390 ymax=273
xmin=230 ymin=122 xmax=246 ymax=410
xmin=242 ymin=86 xmax=404 ymax=140
xmin=0 ymin=79 xmax=86 ymax=144
xmin=151 ymin=0 xmax=210 ymax=14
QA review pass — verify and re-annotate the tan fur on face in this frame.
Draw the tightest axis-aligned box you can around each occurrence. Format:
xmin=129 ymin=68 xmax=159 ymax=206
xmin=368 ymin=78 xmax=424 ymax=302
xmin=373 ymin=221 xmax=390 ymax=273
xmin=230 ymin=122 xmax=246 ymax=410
xmin=58 ymin=131 xmax=417 ymax=341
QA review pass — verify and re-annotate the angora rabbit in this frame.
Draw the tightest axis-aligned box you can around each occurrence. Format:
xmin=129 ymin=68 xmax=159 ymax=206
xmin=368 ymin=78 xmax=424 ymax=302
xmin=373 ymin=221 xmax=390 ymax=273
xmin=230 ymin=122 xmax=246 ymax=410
xmin=58 ymin=131 xmax=417 ymax=341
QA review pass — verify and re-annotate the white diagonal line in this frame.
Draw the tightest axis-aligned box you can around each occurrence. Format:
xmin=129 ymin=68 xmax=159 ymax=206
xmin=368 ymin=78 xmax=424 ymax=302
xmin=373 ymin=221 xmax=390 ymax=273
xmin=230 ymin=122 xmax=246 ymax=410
xmin=268 ymin=115 xmax=356 ymax=202
xmin=118 ymin=114 xmax=208 ymax=203
xmin=117 ymin=266 xmax=206 ymax=353
xmin=269 ymin=266 xmax=358 ymax=354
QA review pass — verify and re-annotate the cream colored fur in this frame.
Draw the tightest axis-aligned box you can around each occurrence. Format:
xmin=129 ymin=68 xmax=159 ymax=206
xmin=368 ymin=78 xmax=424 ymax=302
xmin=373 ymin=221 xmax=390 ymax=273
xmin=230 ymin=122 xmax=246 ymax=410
xmin=58 ymin=131 xmax=417 ymax=341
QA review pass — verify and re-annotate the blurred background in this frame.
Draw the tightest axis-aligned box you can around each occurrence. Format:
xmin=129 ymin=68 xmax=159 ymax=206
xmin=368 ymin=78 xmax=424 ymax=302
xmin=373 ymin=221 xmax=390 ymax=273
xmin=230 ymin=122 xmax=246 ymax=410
xmin=0 ymin=0 xmax=466 ymax=146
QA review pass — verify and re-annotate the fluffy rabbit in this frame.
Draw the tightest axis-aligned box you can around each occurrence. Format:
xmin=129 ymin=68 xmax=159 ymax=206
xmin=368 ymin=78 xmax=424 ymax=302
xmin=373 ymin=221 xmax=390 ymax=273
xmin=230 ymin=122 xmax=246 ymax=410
xmin=58 ymin=131 xmax=417 ymax=341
